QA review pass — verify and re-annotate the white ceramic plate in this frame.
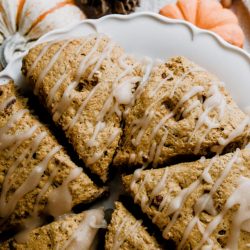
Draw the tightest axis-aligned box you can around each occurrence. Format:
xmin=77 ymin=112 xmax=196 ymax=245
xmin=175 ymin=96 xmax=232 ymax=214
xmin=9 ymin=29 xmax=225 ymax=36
xmin=1 ymin=12 xmax=250 ymax=111
xmin=1 ymin=13 xmax=250 ymax=211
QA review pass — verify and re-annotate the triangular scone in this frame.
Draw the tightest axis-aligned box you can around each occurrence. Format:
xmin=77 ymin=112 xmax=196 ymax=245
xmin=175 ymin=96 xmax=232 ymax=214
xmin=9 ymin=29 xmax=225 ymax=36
xmin=0 ymin=82 xmax=105 ymax=233
xmin=114 ymin=56 xmax=250 ymax=169
xmin=105 ymin=202 xmax=161 ymax=250
xmin=22 ymin=34 xmax=142 ymax=182
xmin=0 ymin=208 xmax=105 ymax=250
xmin=123 ymin=149 xmax=250 ymax=249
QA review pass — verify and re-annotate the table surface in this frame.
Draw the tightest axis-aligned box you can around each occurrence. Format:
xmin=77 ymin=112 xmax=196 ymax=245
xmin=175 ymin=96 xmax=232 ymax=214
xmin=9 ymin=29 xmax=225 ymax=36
xmin=136 ymin=0 xmax=250 ymax=53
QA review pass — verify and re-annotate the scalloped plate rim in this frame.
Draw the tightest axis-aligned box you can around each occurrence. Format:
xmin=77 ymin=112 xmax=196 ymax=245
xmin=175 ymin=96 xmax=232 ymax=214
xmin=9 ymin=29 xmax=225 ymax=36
xmin=0 ymin=12 xmax=249 ymax=110
xmin=1 ymin=12 xmax=249 ymax=82
xmin=37 ymin=12 xmax=250 ymax=62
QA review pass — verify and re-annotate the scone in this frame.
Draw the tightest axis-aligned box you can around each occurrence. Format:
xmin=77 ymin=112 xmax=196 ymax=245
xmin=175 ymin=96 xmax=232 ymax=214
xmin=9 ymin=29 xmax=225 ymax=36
xmin=0 ymin=208 xmax=105 ymax=250
xmin=105 ymin=202 xmax=161 ymax=250
xmin=0 ymin=82 xmax=105 ymax=233
xmin=115 ymin=56 xmax=250 ymax=169
xmin=22 ymin=34 xmax=142 ymax=182
xmin=123 ymin=149 xmax=250 ymax=249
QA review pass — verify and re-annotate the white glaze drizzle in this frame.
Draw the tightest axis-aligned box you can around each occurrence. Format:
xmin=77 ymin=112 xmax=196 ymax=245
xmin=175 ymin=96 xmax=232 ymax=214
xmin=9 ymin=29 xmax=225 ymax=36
xmin=52 ymin=81 xmax=78 ymax=122
xmin=47 ymin=167 xmax=82 ymax=218
xmin=128 ymin=84 xmax=204 ymax=168
xmin=128 ymin=60 xmax=244 ymax=171
xmin=26 ymin=42 xmax=54 ymax=79
xmin=152 ymin=128 xmax=168 ymax=167
xmin=86 ymin=121 xmax=106 ymax=147
xmin=86 ymin=128 xmax=120 ymax=165
xmin=0 ymin=96 xmax=16 ymax=112
xmin=15 ymin=163 xmax=55 ymax=243
xmin=124 ymin=57 xmax=154 ymax=115
xmin=129 ymin=147 xmax=248 ymax=249
xmin=196 ymin=220 xmax=214 ymax=250
xmin=35 ymin=36 xmax=94 ymax=120
xmin=147 ymin=86 xmax=205 ymax=166
xmin=131 ymin=109 xmax=155 ymax=147
xmin=190 ymin=84 xmax=226 ymax=154
xmin=151 ymin=168 xmax=169 ymax=200
xmin=47 ymin=72 xmax=68 ymax=107
xmin=194 ymin=174 xmax=250 ymax=250
xmin=75 ymin=35 xmax=104 ymax=83
xmin=0 ymin=91 xmax=90 ymax=240
xmin=213 ymin=116 xmax=250 ymax=154
xmin=149 ymin=71 xmax=174 ymax=98
xmin=178 ymin=150 xmax=240 ymax=249
xmin=112 ymin=216 xmax=142 ymax=250
xmin=82 ymin=55 xmax=140 ymax=160
xmin=87 ymin=41 xmax=115 ymax=80
xmin=0 ymin=145 xmax=61 ymax=219
xmin=34 ymin=40 xmax=71 ymax=95
xmin=66 ymin=83 xmax=101 ymax=131
xmin=60 ymin=208 xmax=106 ymax=250
xmin=170 ymin=67 xmax=203 ymax=98
xmin=162 ymin=171 xmax=211 ymax=238
xmin=128 ymin=153 xmax=136 ymax=164
xmin=182 ymin=100 xmax=200 ymax=118
xmin=7 ymin=124 xmax=39 ymax=156
xmin=46 ymin=38 xmax=94 ymax=107
xmin=33 ymin=35 xmax=126 ymax=165
xmin=0 ymin=131 xmax=47 ymax=220
xmin=0 ymin=109 xmax=28 ymax=150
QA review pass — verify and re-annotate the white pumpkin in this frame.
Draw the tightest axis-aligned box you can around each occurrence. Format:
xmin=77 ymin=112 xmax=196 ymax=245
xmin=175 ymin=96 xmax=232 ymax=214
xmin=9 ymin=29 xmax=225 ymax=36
xmin=0 ymin=0 xmax=85 ymax=68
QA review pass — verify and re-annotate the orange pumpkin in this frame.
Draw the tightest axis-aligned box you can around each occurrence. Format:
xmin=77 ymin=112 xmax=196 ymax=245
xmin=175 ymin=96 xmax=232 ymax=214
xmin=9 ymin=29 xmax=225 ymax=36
xmin=0 ymin=0 xmax=85 ymax=68
xmin=160 ymin=0 xmax=244 ymax=48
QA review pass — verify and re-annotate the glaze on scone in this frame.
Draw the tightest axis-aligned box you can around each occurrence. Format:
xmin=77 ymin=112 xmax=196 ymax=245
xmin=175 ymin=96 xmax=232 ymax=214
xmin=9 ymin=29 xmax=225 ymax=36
xmin=0 ymin=208 xmax=105 ymax=250
xmin=115 ymin=57 xmax=250 ymax=169
xmin=105 ymin=202 xmax=161 ymax=250
xmin=123 ymin=149 xmax=250 ymax=249
xmin=0 ymin=82 xmax=105 ymax=233
xmin=22 ymin=34 xmax=142 ymax=182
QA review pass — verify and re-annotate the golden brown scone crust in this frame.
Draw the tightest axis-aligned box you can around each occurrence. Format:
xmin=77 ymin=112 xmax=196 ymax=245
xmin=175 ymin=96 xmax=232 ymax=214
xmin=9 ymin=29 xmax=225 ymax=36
xmin=115 ymin=57 xmax=250 ymax=169
xmin=22 ymin=35 xmax=141 ymax=182
xmin=0 ymin=211 xmax=97 ymax=250
xmin=123 ymin=149 xmax=250 ymax=249
xmin=105 ymin=202 xmax=161 ymax=250
xmin=0 ymin=82 xmax=104 ymax=233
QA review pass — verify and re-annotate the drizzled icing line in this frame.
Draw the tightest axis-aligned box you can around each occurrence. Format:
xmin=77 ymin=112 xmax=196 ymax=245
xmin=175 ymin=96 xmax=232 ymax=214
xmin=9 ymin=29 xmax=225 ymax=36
xmin=59 ymin=208 xmax=106 ymax=250
xmin=0 ymin=93 xmax=87 ymax=236
xmin=112 ymin=216 xmax=142 ymax=250
xmin=31 ymin=34 xmax=142 ymax=167
xmin=129 ymin=148 xmax=249 ymax=249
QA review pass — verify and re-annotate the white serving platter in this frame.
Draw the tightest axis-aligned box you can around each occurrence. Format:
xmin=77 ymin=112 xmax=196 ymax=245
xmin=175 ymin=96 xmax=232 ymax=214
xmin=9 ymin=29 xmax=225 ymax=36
xmin=1 ymin=12 xmax=250 ymax=111
xmin=0 ymin=12 xmax=249 ymax=210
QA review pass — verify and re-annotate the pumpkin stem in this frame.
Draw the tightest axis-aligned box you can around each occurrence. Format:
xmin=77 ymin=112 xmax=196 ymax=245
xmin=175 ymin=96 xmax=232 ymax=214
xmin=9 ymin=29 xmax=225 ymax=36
xmin=0 ymin=33 xmax=26 ymax=68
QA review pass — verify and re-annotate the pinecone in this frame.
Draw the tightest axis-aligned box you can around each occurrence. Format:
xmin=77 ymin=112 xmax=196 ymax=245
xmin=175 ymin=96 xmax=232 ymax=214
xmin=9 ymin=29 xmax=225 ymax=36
xmin=77 ymin=0 xmax=111 ymax=18
xmin=77 ymin=0 xmax=140 ymax=18
xmin=113 ymin=0 xmax=140 ymax=14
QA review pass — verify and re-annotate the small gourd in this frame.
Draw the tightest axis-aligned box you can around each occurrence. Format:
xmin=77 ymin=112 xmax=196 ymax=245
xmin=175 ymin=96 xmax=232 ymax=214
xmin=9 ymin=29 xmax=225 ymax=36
xmin=0 ymin=0 xmax=85 ymax=69
xmin=160 ymin=0 xmax=244 ymax=48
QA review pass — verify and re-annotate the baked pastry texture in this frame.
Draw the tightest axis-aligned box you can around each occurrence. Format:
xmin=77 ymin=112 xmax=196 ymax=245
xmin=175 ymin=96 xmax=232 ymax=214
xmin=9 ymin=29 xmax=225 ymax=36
xmin=0 ymin=82 xmax=105 ymax=233
xmin=22 ymin=34 xmax=142 ymax=182
xmin=0 ymin=208 xmax=105 ymax=250
xmin=123 ymin=148 xmax=250 ymax=249
xmin=105 ymin=201 xmax=161 ymax=250
xmin=114 ymin=56 xmax=250 ymax=169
